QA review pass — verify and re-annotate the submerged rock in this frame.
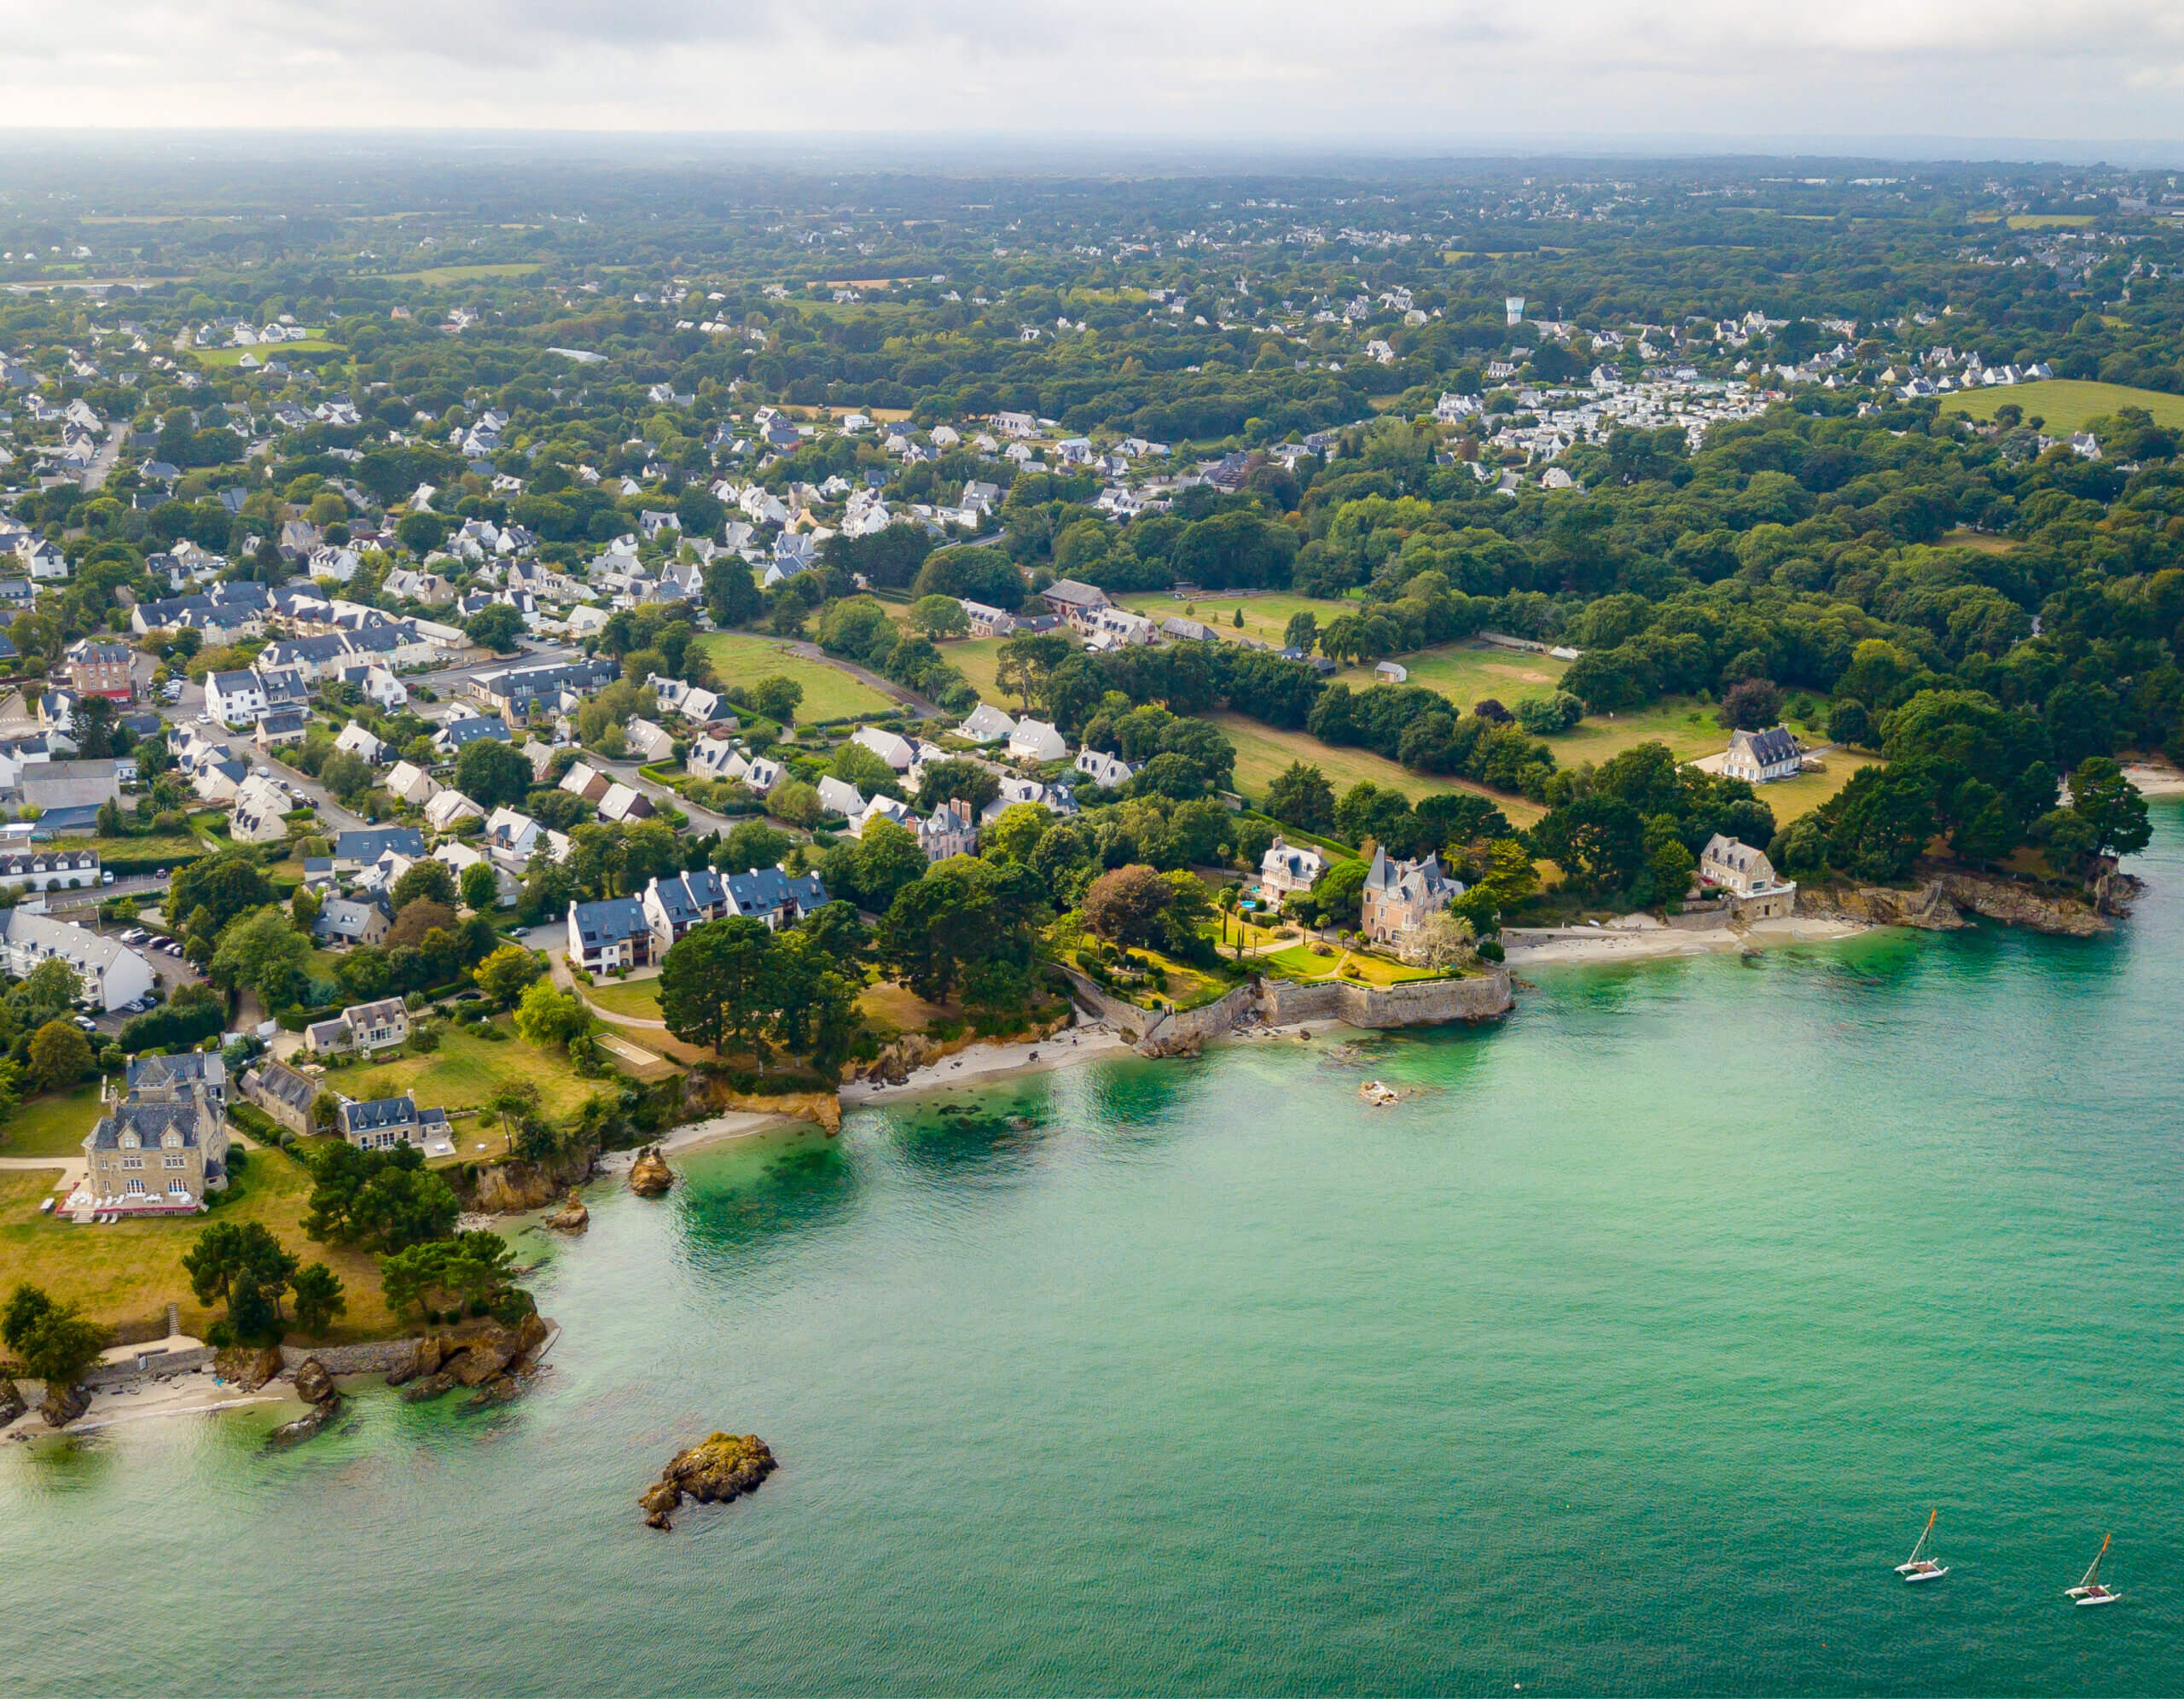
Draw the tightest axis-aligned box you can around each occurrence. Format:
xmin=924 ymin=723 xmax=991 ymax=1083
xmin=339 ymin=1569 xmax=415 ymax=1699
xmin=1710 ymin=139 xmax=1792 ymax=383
xmin=641 ymin=1431 xmax=777 ymax=1531
xmin=544 ymin=1189 xmax=590 ymax=1233
xmin=628 ymin=1148 xmax=675 ymax=1197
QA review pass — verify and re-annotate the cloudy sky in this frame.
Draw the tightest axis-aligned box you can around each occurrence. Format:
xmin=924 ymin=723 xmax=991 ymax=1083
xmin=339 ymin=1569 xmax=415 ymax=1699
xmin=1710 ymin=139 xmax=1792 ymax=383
xmin=8 ymin=1 xmax=2184 ymax=148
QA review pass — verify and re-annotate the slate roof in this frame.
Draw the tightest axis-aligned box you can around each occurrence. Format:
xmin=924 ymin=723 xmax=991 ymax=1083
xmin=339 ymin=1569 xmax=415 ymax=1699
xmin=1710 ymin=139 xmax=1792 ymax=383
xmin=570 ymin=896 xmax=649 ymax=946
xmin=335 ymin=827 xmax=426 ymax=863
xmin=724 ymin=866 xmax=828 ymax=920
xmin=1738 ymin=727 xmax=1804 ymax=767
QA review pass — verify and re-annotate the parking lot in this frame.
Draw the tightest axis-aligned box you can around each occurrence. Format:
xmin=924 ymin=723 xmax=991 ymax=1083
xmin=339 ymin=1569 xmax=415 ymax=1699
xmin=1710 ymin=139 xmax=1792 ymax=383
xmin=90 ymin=924 xmax=209 ymax=1036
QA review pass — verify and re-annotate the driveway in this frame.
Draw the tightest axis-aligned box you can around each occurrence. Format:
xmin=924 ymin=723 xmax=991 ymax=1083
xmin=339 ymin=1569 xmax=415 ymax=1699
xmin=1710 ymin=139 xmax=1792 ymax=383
xmin=80 ymin=422 xmax=129 ymax=493
xmin=587 ymin=755 xmax=741 ymax=837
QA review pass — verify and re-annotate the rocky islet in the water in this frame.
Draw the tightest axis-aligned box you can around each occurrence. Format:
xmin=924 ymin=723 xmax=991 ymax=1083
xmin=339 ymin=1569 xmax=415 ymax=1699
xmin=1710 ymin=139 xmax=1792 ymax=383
xmin=640 ymin=1431 xmax=778 ymax=1530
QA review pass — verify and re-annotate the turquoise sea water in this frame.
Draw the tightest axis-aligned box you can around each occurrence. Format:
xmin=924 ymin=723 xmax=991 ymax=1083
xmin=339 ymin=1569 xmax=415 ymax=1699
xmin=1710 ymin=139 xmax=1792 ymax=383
xmin=4 ymin=812 xmax=2184 ymax=1695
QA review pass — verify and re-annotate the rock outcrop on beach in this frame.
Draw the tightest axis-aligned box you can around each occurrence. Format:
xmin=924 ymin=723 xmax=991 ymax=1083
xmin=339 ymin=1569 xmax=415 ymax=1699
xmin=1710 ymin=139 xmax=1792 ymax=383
xmin=1136 ymin=1030 xmax=1203 ymax=1060
xmin=393 ymin=1313 xmax=552 ymax=1409
xmin=640 ymin=1431 xmax=777 ymax=1530
xmin=267 ymin=1357 xmax=343 ymax=1448
xmin=214 ymin=1343 xmax=285 ymax=1392
xmin=39 ymin=1382 xmax=89 ymax=1428
xmin=0 ymin=1377 xmax=23 ymax=1427
xmin=628 ymin=1147 xmax=675 ymax=1196
xmin=544 ymin=1189 xmax=590 ymax=1232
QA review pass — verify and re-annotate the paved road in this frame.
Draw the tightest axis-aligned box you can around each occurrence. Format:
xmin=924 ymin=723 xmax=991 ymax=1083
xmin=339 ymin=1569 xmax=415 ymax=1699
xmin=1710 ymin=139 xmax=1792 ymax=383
xmin=590 ymin=754 xmax=743 ymax=836
xmin=80 ymin=422 xmax=129 ymax=493
xmin=779 ymin=640 xmax=942 ymax=719
xmin=258 ymin=748 xmax=367 ymax=833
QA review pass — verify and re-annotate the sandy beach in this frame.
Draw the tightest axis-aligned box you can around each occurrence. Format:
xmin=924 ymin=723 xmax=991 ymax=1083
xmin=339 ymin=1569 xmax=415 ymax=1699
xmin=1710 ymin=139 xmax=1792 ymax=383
xmin=839 ymin=1021 xmax=1136 ymax=1105
xmin=1504 ymin=913 xmax=1867 ymax=968
xmin=2 ymin=1370 xmax=293 ymax=1440
xmin=2123 ymin=762 xmax=2184 ymax=799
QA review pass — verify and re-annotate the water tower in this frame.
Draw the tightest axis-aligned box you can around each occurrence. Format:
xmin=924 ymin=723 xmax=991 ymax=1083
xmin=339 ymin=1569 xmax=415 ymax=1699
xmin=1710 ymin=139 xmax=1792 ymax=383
xmin=1505 ymin=295 xmax=1526 ymax=326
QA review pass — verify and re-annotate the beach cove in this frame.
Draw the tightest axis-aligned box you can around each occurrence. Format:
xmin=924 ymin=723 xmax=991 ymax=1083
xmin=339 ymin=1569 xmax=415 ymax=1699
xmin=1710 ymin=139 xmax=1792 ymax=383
xmin=0 ymin=808 xmax=2179 ymax=1694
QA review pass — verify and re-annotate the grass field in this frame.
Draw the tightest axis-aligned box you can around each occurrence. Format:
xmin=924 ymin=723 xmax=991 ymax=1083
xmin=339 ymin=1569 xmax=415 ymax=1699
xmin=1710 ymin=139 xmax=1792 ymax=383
xmin=584 ymin=980 xmax=662 ymax=1021
xmin=698 ymin=632 xmax=896 ymax=721
xmin=195 ymin=340 xmax=340 ymax=367
xmin=1740 ymin=757 xmax=1870 ymax=825
xmin=0 ymin=1150 xmax=397 ymax=1341
xmin=0 ymin=1085 xmax=102 ymax=1158
xmin=1207 ymin=711 xmax=1546 ymax=827
xmin=1541 ymin=697 xmax=1729 ymax=768
xmin=340 ymin=1020 xmax=603 ymax=1124
xmin=1257 ymin=944 xmax=1445 ymax=986
xmin=1939 ymin=529 xmax=2019 ymax=554
xmin=1940 ymin=380 xmax=2184 ymax=433
xmin=386 ymin=263 xmax=544 ymax=284
xmin=856 ymin=982 xmax=956 ymax=1034
xmin=1387 ymin=642 xmax=1569 ymax=709
xmin=1114 ymin=590 xmax=1354 ymax=652
xmin=936 ymin=635 xmax=1011 ymax=706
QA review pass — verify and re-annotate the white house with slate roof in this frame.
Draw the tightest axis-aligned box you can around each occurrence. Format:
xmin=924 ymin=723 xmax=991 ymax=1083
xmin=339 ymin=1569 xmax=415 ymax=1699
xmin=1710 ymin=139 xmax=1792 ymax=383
xmin=723 ymin=864 xmax=828 ymax=930
xmin=957 ymin=701 xmax=1017 ymax=744
xmin=642 ymin=868 xmax=734 ymax=955
xmin=1008 ymin=718 xmax=1067 ymax=764
xmin=205 ymin=668 xmax=267 ymax=727
xmin=0 ymin=911 xmax=154 ymax=1010
xmin=1722 ymin=725 xmax=1805 ymax=784
xmin=1258 ymin=835 xmax=1328 ymax=898
xmin=566 ymin=896 xmax=653 ymax=972
xmin=305 ymin=996 xmax=411 ymax=1056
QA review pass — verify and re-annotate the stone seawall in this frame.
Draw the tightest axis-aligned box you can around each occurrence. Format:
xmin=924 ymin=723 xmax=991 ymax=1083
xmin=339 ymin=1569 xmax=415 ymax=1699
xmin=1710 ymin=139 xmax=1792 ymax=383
xmin=1067 ymin=967 xmax=1513 ymax=1053
xmin=279 ymin=1340 xmax=425 ymax=1376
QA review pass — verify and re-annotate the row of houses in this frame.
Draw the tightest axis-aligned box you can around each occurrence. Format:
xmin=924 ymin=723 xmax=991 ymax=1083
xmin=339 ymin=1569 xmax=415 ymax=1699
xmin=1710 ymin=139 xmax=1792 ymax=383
xmin=566 ymin=864 xmax=830 ymax=974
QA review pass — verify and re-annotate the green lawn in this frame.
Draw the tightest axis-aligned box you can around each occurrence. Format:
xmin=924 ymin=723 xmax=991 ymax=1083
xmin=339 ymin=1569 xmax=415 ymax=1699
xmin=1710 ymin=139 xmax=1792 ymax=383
xmin=584 ymin=980 xmax=662 ymax=1020
xmin=1257 ymin=944 xmax=1447 ymax=986
xmin=195 ymin=339 xmax=340 ymax=367
xmin=0 ymin=1085 xmax=102 ymax=1159
xmin=340 ymin=1019 xmax=605 ymax=1123
xmin=1382 ymin=641 xmax=1569 ymax=710
xmin=1539 ymin=697 xmax=1728 ymax=769
xmin=1114 ymin=590 xmax=1354 ymax=651
xmin=0 ymin=1149 xmax=398 ymax=1341
xmin=1940 ymin=380 xmax=2184 ymax=433
xmin=697 ymin=633 xmax=896 ymax=721
xmin=934 ymin=636 xmax=1010 ymax=707
xmin=1207 ymin=711 xmax=1545 ymax=827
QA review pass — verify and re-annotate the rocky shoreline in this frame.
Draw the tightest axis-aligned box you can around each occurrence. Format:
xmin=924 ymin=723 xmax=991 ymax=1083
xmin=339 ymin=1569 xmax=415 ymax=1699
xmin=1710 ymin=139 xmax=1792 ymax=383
xmin=1802 ymin=867 xmax=2135 ymax=938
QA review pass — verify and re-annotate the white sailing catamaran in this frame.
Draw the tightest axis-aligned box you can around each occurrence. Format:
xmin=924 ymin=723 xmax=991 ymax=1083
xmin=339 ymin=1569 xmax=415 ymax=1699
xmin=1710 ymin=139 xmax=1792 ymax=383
xmin=1894 ymin=1510 xmax=1949 ymax=1584
xmin=2066 ymin=1533 xmax=2117 ymax=1606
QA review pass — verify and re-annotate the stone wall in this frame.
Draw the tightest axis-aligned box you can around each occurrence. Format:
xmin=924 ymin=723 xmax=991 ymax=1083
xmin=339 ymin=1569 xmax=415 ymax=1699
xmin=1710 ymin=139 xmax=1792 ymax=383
xmin=1065 ymin=965 xmax=1513 ymax=1052
xmin=278 ymin=1339 xmax=424 ymax=1376
xmin=84 ymin=1346 xmax=216 ymax=1388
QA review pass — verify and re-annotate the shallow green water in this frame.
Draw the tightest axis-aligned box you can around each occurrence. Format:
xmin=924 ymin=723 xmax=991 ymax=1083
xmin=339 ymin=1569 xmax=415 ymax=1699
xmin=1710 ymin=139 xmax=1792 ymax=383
xmin=6 ymin=814 xmax=2184 ymax=1695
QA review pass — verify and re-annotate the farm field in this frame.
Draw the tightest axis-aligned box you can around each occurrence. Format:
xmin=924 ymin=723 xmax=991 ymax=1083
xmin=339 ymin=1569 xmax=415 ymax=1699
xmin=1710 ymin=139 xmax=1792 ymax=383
xmin=0 ymin=1149 xmax=397 ymax=1341
xmin=698 ymin=632 xmax=896 ymax=721
xmin=1940 ymin=380 xmax=2184 ymax=433
xmin=1206 ymin=711 xmax=1545 ymax=827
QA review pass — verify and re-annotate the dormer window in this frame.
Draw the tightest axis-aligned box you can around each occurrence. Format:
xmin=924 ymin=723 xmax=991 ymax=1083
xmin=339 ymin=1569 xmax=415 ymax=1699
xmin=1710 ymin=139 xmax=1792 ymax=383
xmin=120 ymin=1130 xmax=140 ymax=1149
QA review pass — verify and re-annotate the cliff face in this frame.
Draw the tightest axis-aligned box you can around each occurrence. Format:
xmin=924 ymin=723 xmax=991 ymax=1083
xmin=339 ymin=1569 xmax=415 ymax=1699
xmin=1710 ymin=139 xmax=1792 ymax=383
xmin=1937 ymin=872 xmax=2112 ymax=938
xmin=467 ymin=1143 xmax=599 ymax=1214
xmin=682 ymin=1072 xmax=843 ymax=1133
xmin=1802 ymin=872 xmax=2117 ymax=938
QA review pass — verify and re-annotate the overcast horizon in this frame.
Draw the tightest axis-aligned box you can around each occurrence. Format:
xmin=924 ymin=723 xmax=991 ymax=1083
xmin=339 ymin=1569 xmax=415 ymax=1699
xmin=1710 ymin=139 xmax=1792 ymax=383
xmin=10 ymin=2 xmax=2184 ymax=154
